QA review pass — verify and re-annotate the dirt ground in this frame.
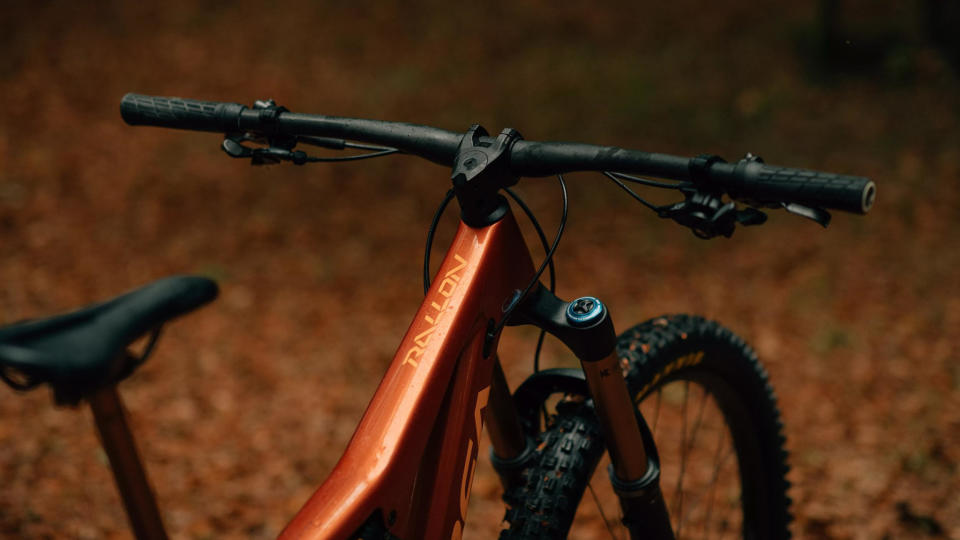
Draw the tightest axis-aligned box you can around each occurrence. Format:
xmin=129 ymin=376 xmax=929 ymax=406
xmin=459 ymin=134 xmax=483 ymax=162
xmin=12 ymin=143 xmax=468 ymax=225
xmin=1 ymin=2 xmax=958 ymax=538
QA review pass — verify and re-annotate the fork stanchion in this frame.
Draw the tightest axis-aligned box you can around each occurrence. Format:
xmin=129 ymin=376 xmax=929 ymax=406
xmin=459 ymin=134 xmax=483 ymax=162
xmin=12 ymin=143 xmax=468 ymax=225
xmin=580 ymin=349 xmax=650 ymax=481
xmin=487 ymin=356 xmax=537 ymax=491
xmin=88 ymin=384 xmax=168 ymax=540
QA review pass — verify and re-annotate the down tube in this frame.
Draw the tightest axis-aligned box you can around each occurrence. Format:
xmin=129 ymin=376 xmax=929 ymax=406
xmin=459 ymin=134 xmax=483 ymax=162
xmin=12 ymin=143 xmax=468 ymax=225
xmin=280 ymin=208 xmax=535 ymax=539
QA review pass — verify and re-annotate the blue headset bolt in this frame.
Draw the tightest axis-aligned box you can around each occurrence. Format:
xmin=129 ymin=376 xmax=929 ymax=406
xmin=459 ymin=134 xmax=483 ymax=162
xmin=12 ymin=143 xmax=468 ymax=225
xmin=565 ymin=297 xmax=605 ymax=327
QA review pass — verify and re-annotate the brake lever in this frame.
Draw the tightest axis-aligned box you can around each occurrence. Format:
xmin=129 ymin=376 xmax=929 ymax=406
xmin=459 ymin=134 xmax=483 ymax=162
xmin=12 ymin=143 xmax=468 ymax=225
xmin=219 ymin=98 xmax=308 ymax=165
xmin=656 ymin=191 xmax=736 ymax=239
xmin=736 ymin=206 xmax=768 ymax=226
xmin=781 ymin=202 xmax=831 ymax=227
xmin=731 ymin=153 xmax=831 ymax=227
xmin=221 ymin=136 xmax=309 ymax=165
xmin=222 ymin=137 xmax=254 ymax=158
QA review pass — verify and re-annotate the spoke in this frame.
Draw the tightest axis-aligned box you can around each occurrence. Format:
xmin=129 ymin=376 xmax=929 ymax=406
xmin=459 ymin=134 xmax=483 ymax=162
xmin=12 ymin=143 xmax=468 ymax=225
xmin=673 ymin=381 xmax=691 ymax=538
xmin=651 ymin=388 xmax=663 ymax=436
xmin=670 ymin=386 xmax=711 ymax=535
xmin=715 ymin=444 xmax=746 ymax=538
xmin=677 ymin=422 xmax=738 ymax=538
xmin=700 ymin=419 xmax=727 ymax=540
xmin=588 ymin=480 xmax=620 ymax=540
xmin=685 ymin=386 xmax=709 ymax=457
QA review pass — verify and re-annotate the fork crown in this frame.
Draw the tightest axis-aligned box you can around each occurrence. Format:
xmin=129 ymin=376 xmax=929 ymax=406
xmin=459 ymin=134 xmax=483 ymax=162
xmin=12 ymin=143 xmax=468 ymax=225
xmin=507 ymin=284 xmax=616 ymax=363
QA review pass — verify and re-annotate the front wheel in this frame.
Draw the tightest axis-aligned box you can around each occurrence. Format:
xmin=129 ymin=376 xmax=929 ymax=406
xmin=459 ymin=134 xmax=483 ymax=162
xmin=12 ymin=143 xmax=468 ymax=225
xmin=501 ymin=314 xmax=792 ymax=539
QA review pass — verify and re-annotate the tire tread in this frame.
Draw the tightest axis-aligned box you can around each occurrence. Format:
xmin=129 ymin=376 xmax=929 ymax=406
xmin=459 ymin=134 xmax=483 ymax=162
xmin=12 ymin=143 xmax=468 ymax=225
xmin=500 ymin=314 xmax=792 ymax=539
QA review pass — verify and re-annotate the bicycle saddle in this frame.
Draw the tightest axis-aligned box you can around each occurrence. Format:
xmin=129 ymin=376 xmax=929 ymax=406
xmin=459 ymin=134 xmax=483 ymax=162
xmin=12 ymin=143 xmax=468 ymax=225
xmin=0 ymin=275 xmax=218 ymax=404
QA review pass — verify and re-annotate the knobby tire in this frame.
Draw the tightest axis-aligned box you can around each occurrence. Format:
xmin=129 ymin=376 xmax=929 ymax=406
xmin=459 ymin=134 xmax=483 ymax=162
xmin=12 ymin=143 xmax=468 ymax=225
xmin=500 ymin=314 xmax=792 ymax=539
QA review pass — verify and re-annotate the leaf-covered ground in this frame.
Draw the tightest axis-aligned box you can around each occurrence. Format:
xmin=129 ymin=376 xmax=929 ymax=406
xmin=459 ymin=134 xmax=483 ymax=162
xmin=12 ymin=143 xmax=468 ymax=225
xmin=1 ymin=2 xmax=957 ymax=538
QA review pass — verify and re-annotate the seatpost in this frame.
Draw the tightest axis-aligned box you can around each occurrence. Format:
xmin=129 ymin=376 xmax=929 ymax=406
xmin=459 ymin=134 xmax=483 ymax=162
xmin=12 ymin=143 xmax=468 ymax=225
xmin=88 ymin=383 xmax=168 ymax=540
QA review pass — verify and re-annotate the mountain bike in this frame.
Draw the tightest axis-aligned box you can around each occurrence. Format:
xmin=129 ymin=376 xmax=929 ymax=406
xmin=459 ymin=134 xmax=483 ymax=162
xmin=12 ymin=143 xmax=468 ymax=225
xmin=0 ymin=93 xmax=876 ymax=539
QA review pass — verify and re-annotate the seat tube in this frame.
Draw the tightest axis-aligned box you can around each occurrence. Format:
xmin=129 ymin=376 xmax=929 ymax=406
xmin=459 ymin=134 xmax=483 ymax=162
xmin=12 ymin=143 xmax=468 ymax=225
xmin=88 ymin=383 xmax=168 ymax=540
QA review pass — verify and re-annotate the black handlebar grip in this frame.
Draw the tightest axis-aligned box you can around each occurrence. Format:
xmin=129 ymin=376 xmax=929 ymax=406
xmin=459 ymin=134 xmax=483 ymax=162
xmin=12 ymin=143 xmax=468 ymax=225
xmin=120 ymin=93 xmax=246 ymax=132
xmin=724 ymin=161 xmax=876 ymax=214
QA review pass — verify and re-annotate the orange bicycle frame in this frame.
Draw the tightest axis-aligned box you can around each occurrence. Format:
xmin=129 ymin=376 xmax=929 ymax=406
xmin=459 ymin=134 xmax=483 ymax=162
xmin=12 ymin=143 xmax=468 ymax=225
xmin=280 ymin=207 xmax=535 ymax=539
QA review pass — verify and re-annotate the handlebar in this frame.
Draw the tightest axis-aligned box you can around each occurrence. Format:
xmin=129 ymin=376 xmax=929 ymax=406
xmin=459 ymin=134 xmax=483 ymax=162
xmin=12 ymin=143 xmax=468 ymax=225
xmin=121 ymin=93 xmax=876 ymax=214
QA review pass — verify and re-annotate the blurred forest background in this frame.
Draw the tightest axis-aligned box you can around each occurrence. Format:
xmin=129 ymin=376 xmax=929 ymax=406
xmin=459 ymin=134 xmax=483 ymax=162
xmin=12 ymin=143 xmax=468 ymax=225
xmin=1 ymin=1 xmax=958 ymax=538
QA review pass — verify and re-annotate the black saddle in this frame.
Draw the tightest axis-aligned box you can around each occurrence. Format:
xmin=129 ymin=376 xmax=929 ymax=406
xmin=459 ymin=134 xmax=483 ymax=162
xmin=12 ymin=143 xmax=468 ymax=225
xmin=0 ymin=276 xmax=218 ymax=404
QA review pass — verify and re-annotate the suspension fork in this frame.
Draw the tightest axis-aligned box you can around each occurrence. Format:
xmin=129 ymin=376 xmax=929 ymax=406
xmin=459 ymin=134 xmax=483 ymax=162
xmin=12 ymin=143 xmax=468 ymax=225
xmin=501 ymin=283 xmax=675 ymax=539
xmin=445 ymin=122 xmax=671 ymax=535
